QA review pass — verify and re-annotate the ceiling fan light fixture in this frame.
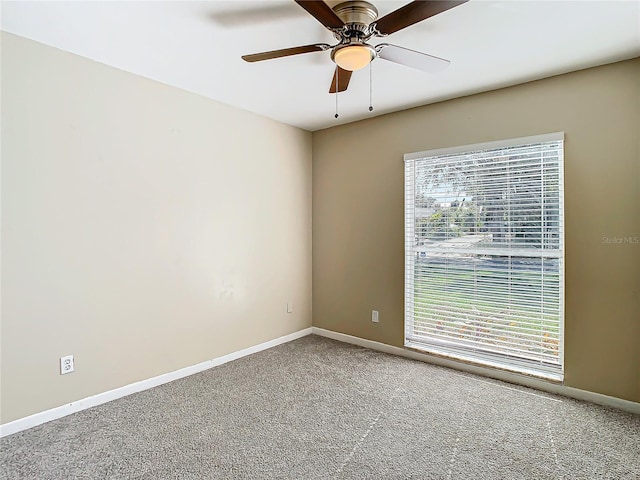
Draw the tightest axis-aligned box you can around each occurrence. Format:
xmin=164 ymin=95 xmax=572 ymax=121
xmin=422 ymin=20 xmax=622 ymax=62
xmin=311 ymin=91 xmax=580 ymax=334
xmin=332 ymin=44 xmax=375 ymax=71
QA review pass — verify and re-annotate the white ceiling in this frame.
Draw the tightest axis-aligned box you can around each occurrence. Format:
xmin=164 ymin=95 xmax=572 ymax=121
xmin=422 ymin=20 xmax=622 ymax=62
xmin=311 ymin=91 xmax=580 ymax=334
xmin=2 ymin=1 xmax=639 ymax=131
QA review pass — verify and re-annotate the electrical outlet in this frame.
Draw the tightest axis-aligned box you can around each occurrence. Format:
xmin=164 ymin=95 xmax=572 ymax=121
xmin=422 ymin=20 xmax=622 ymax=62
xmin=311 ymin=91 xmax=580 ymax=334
xmin=372 ymin=310 xmax=379 ymax=323
xmin=287 ymin=302 xmax=293 ymax=313
xmin=60 ymin=355 xmax=74 ymax=375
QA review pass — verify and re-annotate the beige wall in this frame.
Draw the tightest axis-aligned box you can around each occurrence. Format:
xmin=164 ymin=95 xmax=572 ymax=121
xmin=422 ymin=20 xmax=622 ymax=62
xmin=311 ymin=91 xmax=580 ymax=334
xmin=313 ymin=59 xmax=640 ymax=402
xmin=1 ymin=32 xmax=638 ymax=425
xmin=1 ymin=33 xmax=312 ymax=423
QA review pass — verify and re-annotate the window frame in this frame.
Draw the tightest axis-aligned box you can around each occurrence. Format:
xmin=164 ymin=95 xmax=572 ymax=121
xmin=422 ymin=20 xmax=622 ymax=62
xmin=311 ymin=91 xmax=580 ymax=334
xmin=404 ymin=133 xmax=565 ymax=380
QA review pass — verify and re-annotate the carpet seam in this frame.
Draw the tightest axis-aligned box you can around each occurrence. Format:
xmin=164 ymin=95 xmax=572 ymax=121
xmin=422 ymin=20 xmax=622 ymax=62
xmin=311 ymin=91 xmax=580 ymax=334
xmin=545 ymin=410 xmax=563 ymax=479
xmin=446 ymin=436 xmax=460 ymax=480
xmin=333 ymin=371 xmax=411 ymax=478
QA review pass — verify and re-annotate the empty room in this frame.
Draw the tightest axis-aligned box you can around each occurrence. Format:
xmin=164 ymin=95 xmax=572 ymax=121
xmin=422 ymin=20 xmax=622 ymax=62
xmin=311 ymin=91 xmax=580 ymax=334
xmin=1 ymin=1 xmax=639 ymax=479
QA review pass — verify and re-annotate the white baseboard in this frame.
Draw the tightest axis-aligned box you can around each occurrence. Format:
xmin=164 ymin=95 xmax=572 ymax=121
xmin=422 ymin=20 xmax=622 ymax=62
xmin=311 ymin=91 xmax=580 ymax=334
xmin=312 ymin=327 xmax=640 ymax=415
xmin=3 ymin=325 xmax=636 ymax=438
xmin=0 ymin=327 xmax=313 ymax=438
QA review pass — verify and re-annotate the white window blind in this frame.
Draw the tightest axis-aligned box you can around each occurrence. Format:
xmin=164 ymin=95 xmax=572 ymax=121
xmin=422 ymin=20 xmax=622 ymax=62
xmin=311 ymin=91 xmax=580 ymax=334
xmin=404 ymin=133 xmax=564 ymax=380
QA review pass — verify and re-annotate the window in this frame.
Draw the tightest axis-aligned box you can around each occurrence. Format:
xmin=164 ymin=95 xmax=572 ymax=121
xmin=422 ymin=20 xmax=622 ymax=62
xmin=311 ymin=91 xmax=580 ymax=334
xmin=404 ymin=133 xmax=564 ymax=380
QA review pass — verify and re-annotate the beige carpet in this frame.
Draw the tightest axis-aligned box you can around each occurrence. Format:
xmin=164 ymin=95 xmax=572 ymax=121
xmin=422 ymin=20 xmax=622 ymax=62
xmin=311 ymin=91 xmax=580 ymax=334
xmin=1 ymin=335 xmax=639 ymax=479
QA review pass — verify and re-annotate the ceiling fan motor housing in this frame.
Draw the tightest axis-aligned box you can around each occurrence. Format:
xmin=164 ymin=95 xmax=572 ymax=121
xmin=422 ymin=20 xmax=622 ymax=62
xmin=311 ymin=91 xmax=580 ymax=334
xmin=330 ymin=1 xmax=379 ymax=70
xmin=332 ymin=1 xmax=379 ymax=40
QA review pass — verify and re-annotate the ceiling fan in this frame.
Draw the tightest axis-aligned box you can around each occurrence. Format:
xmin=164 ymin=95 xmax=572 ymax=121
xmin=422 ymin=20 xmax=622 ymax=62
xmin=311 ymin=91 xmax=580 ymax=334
xmin=242 ymin=0 xmax=468 ymax=94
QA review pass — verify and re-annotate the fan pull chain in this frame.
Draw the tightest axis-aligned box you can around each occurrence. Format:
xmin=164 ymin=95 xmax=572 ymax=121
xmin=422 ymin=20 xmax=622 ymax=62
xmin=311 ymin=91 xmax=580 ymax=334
xmin=369 ymin=62 xmax=373 ymax=112
xmin=335 ymin=68 xmax=339 ymax=119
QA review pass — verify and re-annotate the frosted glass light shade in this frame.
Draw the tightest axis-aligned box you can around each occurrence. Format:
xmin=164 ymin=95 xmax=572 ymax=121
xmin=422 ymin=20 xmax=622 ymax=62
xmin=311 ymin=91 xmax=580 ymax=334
xmin=333 ymin=45 xmax=374 ymax=71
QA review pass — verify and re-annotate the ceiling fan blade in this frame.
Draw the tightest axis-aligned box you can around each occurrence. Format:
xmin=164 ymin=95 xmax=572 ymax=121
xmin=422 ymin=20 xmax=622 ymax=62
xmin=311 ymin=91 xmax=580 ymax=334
xmin=329 ymin=66 xmax=352 ymax=93
xmin=377 ymin=44 xmax=450 ymax=73
xmin=373 ymin=0 xmax=468 ymax=35
xmin=294 ymin=0 xmax=344 ymax=29
xmin=242 ymin=43 xmax=330 ymax=62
